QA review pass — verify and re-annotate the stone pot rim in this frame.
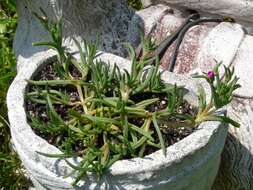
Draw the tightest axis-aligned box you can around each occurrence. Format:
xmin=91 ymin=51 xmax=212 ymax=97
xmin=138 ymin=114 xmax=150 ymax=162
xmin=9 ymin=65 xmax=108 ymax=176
xmin=7 ymin=52 xmax=225 ymax=182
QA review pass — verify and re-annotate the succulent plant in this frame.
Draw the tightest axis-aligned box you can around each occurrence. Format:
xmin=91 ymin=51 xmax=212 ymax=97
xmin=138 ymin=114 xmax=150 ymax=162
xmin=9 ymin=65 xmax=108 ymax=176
xmin=26 ymin=13 xmax=240 ymax=185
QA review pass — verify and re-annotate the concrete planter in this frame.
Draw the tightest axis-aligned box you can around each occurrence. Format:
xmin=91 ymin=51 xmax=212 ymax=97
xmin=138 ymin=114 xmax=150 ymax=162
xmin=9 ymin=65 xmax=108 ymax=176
xmin=7 ymin=52 xmax=228 ymax=190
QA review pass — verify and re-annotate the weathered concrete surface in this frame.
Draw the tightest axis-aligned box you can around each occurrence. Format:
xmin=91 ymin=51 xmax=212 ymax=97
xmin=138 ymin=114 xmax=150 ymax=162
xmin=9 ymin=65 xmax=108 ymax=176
xmin=141 ymin=0 xmax=253 ymax=34
xmin=212 ymin=35 xmax=253 ymax=189
xmin=213 ymin=98 xmax=253 ymax=190
xmin=14 ymin=0 xmax=135 ymax=71
xmin=140 ymin=7 xmax=252 ymax=98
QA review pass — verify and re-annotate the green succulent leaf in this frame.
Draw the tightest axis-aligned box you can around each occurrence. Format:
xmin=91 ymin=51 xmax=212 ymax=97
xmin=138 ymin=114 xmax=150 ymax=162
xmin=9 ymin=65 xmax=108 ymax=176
xmin=152 ymin=113 xmax=166 ymax=156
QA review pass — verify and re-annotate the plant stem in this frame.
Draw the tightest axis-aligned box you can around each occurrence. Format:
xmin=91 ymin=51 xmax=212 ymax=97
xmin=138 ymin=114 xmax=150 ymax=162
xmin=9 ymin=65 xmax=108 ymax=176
xmin=76 ymin=84 xmax=88 ymax=114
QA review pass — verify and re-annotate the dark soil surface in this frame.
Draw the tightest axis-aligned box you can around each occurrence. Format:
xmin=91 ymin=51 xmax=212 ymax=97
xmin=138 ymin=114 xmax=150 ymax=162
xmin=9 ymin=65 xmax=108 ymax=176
xmin=26 ymin=62 xmax=198 ymax=157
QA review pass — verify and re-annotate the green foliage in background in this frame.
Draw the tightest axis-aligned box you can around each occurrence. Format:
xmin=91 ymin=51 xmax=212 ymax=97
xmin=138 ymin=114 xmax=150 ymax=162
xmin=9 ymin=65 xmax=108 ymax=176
xmin=0 ymin=0 xmax=16 ymax=109
xmin=128 ymin=0 xmax=143 ymax=10
xmin=0 ymin=0 xmax=30 ymax=189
